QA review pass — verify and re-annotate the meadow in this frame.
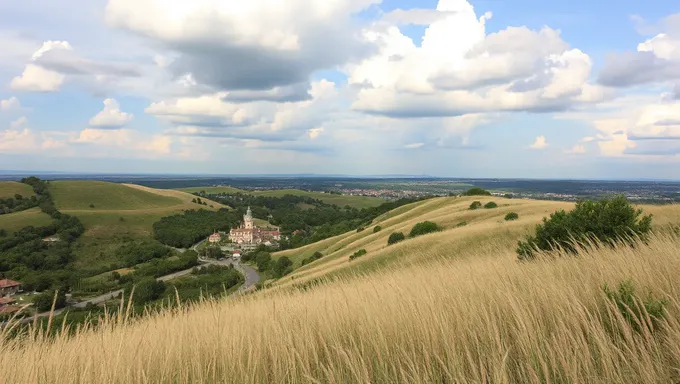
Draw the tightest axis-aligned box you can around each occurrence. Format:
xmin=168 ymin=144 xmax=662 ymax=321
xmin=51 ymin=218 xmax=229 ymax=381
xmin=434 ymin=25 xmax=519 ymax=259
xmin=0 ymin=207 xmax=53 ymax=234
xmin=0 ymin=181 xmax=35 ymax=198
xmin=1 ymin=196 xmax=679 ymax=382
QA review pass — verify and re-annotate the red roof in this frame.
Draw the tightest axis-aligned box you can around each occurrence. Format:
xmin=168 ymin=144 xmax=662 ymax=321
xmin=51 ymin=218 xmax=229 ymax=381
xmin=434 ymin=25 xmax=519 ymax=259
xmin=0 ymin=305 xmax=20 ymax=315
xmin=233 ymin=250 xmax=242 ymax=254
xmin=0 ymin=297 xmax=16 ymax=305
xmin=0 ymin=278 xmax=20 ymax=288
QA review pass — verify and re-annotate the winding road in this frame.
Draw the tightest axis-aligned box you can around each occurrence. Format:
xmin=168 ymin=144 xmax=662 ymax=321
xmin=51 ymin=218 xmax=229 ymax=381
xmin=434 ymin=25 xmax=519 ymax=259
xmin=7 ymin=239 xmax=260 ymax=324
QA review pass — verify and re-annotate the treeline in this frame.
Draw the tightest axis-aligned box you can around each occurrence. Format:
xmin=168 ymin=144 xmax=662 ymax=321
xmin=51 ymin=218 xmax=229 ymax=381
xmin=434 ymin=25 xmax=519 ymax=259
xmin=0 ymin=177 xmax=85 ymax=292
xmin=153 ymin=209 xmax=242 ymax=248
xmin=0 ymin=194 xmax=38 ymax=215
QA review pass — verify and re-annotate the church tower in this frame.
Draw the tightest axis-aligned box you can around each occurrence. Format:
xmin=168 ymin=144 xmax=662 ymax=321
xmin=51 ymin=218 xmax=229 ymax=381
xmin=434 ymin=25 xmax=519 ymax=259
xmin=244 ymin=206 xmax=254 ymax=229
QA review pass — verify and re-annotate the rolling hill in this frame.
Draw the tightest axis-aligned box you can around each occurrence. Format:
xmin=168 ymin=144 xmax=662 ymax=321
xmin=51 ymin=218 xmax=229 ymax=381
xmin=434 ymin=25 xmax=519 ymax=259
xmin=178 ymin=186 xmax=386 ymax=208
xmin=0 ymin=207 xmax=53 ymax=233
xmin=2 ymin=196 xmax=680 ymax=382
xmin=0 ymin=181 xmax=35 ymax=198
xmin=48 ymin=181 xmax=229 ymax=271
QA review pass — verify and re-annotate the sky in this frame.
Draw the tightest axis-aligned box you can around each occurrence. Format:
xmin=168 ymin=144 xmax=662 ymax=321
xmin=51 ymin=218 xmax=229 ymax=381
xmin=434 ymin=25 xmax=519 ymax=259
xmin=0 ymin=0 xmax=679 ymax=179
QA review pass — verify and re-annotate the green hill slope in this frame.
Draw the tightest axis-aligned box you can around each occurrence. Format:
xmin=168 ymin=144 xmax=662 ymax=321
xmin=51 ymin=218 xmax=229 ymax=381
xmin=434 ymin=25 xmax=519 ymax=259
xmin=0 ymin=207 xmax=53 ymax=233
xmin=47 ymin=181 xmax=229 ymax=271
xmin=0 ymin=181 xmax=35 ymax=198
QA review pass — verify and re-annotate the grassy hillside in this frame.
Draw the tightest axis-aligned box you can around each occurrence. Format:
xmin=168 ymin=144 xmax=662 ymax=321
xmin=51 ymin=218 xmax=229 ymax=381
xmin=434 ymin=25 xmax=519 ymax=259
xmin=52 ymin=181 xmax=183 ymax=210
xmin=47 ymin=181 xmax=229 ymax=271
xmin=2 ymin=199 xmax=680 ymax=382
xmin=178 ymin=186 xmax=386 ymax=208
xmin=0 ymin=181 xmax=35 ymax=198
xmin=272 ymin=197 xmax=680 ymax=288
xmin=0 ymin=207 xmax=53 ymax=233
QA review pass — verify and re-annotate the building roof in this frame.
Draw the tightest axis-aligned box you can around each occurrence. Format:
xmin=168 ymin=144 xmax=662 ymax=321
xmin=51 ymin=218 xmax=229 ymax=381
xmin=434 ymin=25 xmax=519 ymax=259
xmin=0 ymin=297 xmax=16 ymax=305
xmin=0 ymin=305 xmax=21 ymax=315
xmin=232 ymin=250 xmax=242 ymax=254
xmin=0 ymin=278 xmax=21 ymax=288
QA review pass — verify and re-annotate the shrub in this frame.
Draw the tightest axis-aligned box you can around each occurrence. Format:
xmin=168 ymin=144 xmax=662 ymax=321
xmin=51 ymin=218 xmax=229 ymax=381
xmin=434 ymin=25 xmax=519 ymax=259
xmin=504 ymin=212 xmax=519 ymax=221
xmin=456 ymin=221 xmax=467 ymax=227
xmin=409 ymin=221 xmax=441 ymax=238
xmin=89 ymin=204 xmax=95 ymax=208
xmin=349 ymin=249 xmax=367 ymax=261
xmin=387 ymin=232 xmax=405 ymax=245
xmin=273 ymin=256 xmax=293 ymax=278
xmin=503 ymin=194 xmax=513 ymax=199
xmin=517 ymin=195 xmax=652 ymax=260
xmin=301 ymin=251 xmax=323 ymax=266
xmin=469 ymin=201 xmax=482 ymax=210
xmin=32 ymin=290 xmax=67 ymax=312
xmin=463 ymin=188 xmax=491 ymax=196
xmin=373 ymin=225 xmax=382 ymax=233
xmin=603 ymin=279 xmax=667 ymax=333
xmin=356 ymin=227 xmax=365 ymax=233
xmin=484 ymin=202 xmax=498 ymax=209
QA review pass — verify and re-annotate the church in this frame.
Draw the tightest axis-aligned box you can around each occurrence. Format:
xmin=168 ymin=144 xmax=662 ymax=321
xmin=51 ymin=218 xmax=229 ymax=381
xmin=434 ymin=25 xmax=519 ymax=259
xmin=229 ymin=207 xmax=281 ymax=245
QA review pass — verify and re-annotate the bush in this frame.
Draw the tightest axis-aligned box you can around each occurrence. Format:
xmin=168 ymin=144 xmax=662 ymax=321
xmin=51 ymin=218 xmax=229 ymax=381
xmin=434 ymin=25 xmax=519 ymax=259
xmin=272 ymin=256 xmax=293 ymax=278
xmin=128 ymin=278 xmax=166 ymax=305
xmin=504 ymin=212 xmax=519 ymax=221
xmin=349 ymin=249 xmax=367 ymax=261
xmin=32 ymin=290 xmax=67 ymax=312
xmin=409 ymin=221 xmax=441 ymax=238
xmin=484 ymin=202 xmax=498 ymax=209
xmin=469 ymin=201 xmax=482 ymax=210
xmin=356 ymin=227 xmax=365 ymax=233
xmin=373 ymin=226 xmax=382 ymax=233
xmin=603 ymin=279 xmax=667 ymax=333
xmin=89 ymin=204 xmax=95 ymax=208
xmin=387 ymin=232 xmax=406 ymax=245
xmin=456 ymin=221 xmax=467 ymax=227
xmin=301 ymin=251 xmax=323 ymax=266
xmin=463 ymin=188 xmax=491 ymax=196
xmin=517 ymin=195 xmax=652 ymax=260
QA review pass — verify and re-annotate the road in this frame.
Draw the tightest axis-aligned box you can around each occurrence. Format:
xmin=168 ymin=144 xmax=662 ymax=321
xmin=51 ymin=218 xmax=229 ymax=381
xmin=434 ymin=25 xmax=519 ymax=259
xmin=7 ymin=239 xmax=260 ymax=324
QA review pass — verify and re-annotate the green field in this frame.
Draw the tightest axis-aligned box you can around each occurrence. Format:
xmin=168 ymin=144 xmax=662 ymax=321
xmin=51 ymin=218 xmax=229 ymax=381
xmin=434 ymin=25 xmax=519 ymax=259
xmin=179 ymin=186 xmax=386 ymax=209
xmin=0 ymin=181 xmax=35 ymax=198
xmin=43 ymin=181 xmax=229 ymax=271
xmin=52 ymin=181 xmax=183 ymax=210
xmin=0 ymin=207 xmax=53 ymax=233
xmin=178 ymin=186 xmax=245 ymax=195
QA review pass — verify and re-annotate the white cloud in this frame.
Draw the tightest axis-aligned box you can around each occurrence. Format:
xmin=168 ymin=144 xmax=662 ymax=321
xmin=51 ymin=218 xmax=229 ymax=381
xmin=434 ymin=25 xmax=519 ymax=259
xmin=89 ymin=99 xmax=134 ymax=129
xmin=348 ymin=0 xmax=605 ymax=118
xmin=105 ymin=0 xmax=380 ymax=92
xmin=0 ymin=117 xmax=67 ymax=152
xmin=10 ymin=41 xmax=71 ymax=92
xmin=529 ymin=136 xmax=548 ymax=150
xmin=403 ymin=142 xmax=424 ymax=149
xmin=0 ymin=97 xmax=20 ymax=112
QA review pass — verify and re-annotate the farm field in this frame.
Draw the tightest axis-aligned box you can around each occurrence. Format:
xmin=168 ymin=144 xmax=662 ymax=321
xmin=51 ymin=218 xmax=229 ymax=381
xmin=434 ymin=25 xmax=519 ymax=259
xmin=2 ymin=196 xmax=680 ymax=382
xmin=0 ymin=207 xmax=53 ymax=234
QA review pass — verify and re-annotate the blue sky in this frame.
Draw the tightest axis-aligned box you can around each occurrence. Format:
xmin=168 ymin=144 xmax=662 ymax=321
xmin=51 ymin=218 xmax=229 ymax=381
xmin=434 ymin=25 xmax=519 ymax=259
xmin=0 ymin=0 xmax=679 ymax=179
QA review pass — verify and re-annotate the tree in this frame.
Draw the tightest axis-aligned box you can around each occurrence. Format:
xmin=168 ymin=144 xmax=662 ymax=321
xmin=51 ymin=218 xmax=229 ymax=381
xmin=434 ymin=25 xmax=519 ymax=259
xmin=387 ymin=232 xmax=406 ymax=245
xmin=128 ymin=278 xmax=166 ymax=305
xmin=204 ymin=246 xmax=224 ymax=259
xmin=504 ymin=212 xmax=519 ymax=221
xmin=349 ymin=249 xmax=367 ymax=261
xmin=273 ymin=256 xmax=293 ymax=278
xmin=469 ymin=201 xmax=482 ymax=210
xmin=373 ymin=226 xmax=382 ymax=233
xmin=0 ymin=229 xmax=6 ymax=237
xmin=255 ymin=252 xmax=272 ymax=271
xmin=484 ymin=202 xmax=498 ymax=209
xmin=517 ymin=195 xmax=652 ymax=260
xmin=409 ymin=221 xmax=441 ymax=238
xmin=463 ymin=188 xmax=491 ymax=196
xmin=33 ymin=290 xmax=67 ymax=312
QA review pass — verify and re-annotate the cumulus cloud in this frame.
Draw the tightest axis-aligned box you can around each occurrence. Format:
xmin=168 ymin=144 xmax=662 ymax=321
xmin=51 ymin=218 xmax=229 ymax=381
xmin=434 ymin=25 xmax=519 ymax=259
xmin=105 ymin=0 xmax=380 ymax=92
xmin=529 ymin=136 xmax=548 ymax=150
xmin=0 ymin=97 xmax=20 ymax=112
xmin=0 ymin=117 xmax=67 ymax=152
xmin=89 ymin=99 xmax=134 ymax=129
xmin=348 ymin=0 xmax=605 ymax=118
xmin=599 ymin=14 xmax=680 ymax=87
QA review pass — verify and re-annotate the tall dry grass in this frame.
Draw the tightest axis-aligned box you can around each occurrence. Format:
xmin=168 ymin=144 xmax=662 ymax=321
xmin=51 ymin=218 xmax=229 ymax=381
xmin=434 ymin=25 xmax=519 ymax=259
xmin=2 ymin=233 xmax=680 ymax=383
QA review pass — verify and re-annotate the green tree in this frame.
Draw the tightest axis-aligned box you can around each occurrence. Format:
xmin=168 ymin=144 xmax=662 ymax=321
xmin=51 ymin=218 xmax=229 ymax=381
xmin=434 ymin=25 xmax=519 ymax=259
xmin=484 ymin=202 xmax=498 ymax=209
xmin=373 ymin=225 xmax=382 ymax=233
xmin=273 ymin=256 xmax=293 ymax=278
xmin=32 ymin=290 xmax=67 ymax=312
xmin=469 ymin=201 xmax=482 ymax=210
xmin=387 ymin=232 xmax=406 ymax=245
xmin=517 ymin=195 xmax=652 ymax=260
xmin=504 ymin=212 xmax=519 ymax=221
xmin=128 ymin=277 xmax=166 ymax=305
xmin=255 ymin=252 xmax=272 ymax=271
xmin=463 ymin=188 xmax=491 ymax=196
xmin=409 ymin=221 xmax=441 ymax=238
